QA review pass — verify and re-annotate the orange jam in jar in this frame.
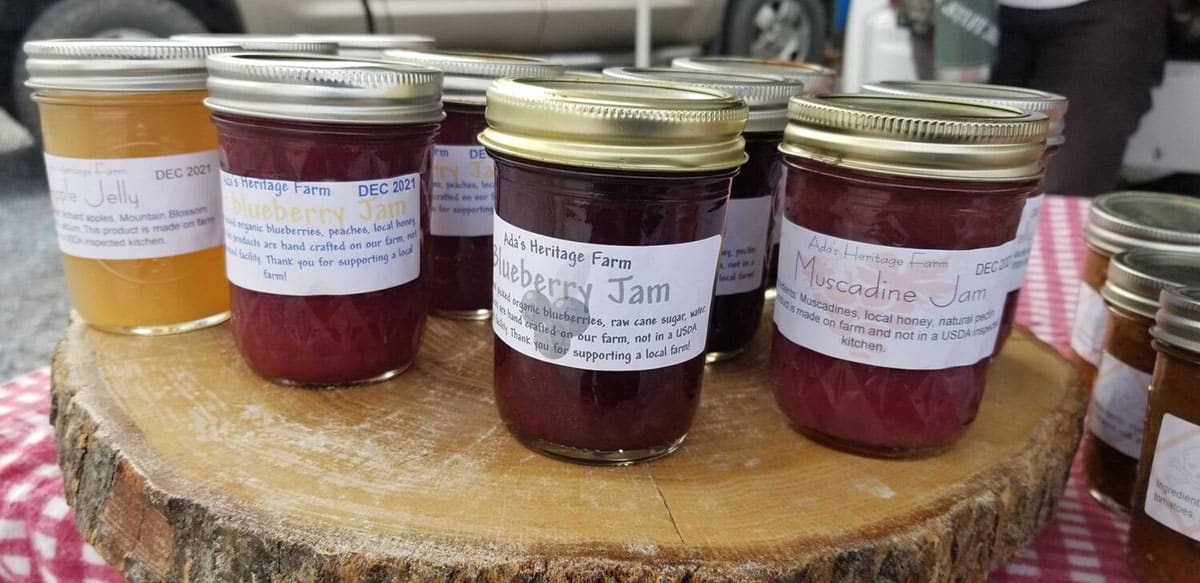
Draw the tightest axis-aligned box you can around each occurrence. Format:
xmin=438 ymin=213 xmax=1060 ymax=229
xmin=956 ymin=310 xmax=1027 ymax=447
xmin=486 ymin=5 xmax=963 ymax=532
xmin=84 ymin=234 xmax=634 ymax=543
xmin=26 ymin=39 xmax=237 ymax=334
xmin=1128 ymin=287 xmax=1200 ymax=581
xmin=1072 ymin=192 xmax=1200 ymax=390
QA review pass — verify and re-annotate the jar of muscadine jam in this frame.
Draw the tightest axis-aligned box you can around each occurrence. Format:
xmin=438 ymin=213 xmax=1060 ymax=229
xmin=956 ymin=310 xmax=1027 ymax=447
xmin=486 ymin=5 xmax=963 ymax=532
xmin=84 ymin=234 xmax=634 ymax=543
xmin=1073 ymin=192 xmax=1200 ymax=390
xmin=25 ymin=39 xmax=239 ymax=335
xmin=478 ymin=77 xmax=748 ymax=464
xmin=601 ymin=67 xmax=804 ymax=362
xmin=1083 ymin=250 xmax=1200 ymax=512
xmin=772 ymin=94 xmax=1047 ymax=457
xmin=384 ymin=50 xmax=563 ymax=319
xmin=1128 ymin=286 xmax=1200 ymax=581
xmin=671 ymin=56 xmax=836 ymax=297
xmin=861 ymin=81 xmax=1068 ymax=352
xmin=205 ymin=53 xmax=443 ymax=385
xmin=295 ymin=34 xmax=435 ymax=58
xmin=169 ymin=34 xmax=337 ymax=54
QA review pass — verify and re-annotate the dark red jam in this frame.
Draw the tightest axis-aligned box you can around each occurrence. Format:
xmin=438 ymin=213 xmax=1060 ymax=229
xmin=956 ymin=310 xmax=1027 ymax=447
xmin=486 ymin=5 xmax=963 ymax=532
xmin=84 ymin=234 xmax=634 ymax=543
xmin=771 ymin=157 xmax=1033 ymax=455
xmin=427 ymin=102 xmax=493 ymax=318
xmin=705 ymin=131 xmax=782 ymax=360
xmin=491 ymin=152 xmax=734 ymax=458
xmin=214 ymin=113 xmax=437 ymax=385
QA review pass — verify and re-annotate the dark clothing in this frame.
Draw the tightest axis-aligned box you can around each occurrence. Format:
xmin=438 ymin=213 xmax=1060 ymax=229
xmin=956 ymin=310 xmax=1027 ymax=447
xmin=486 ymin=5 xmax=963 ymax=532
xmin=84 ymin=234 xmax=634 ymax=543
xmin=991 ymin=0 xmax=1169 ymax=196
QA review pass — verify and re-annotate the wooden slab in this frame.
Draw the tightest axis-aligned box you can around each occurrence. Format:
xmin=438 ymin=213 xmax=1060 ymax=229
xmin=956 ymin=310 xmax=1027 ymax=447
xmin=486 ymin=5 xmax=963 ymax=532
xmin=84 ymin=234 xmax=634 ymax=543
xmin=50 ymin=310 xmax=1085 ymax=582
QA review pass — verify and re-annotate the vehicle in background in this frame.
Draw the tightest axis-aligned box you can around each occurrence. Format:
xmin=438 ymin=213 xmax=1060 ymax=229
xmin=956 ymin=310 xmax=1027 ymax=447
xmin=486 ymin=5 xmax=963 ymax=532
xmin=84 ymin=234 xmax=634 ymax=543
xmin=0 ymin=0 xmax=841 ymax=132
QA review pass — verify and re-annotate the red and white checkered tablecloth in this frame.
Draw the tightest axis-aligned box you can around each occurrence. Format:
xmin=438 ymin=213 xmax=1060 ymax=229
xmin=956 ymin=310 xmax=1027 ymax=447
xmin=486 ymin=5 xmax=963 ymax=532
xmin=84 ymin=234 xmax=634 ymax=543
xmin=0 ymin=195 xmax=1132 ymax=583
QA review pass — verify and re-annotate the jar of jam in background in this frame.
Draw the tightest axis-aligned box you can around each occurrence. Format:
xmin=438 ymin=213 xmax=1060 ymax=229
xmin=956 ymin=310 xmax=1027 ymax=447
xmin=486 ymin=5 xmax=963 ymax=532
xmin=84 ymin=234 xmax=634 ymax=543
xmin=26 ymin=39 xmax=239 ymax=335
xmin=860 ymin=81 xmax=1068 ymax=352
xmin=1128 ymin=286 xmax=1200 ymax=582
xmin=601 ymin=67 xmax=804 ymax=362
xmin=479 ymin=77 xmax=748 ymax=464
xmin=670 ymin=56 xmax=837 ymax=297
xmin=206 ymin=53 xmax=444 ymax=385
xmin=772 ymin=95 xmax=1047 ymax=457
xmin=170 ymin=34 xmax=337 ymax=54
xmin=384 ymin=50 xmax=563 ymax=319
xmin=1073 ymin=192 xmax=1200 ymax=390
xmin=1083 ymin=250 xmax=1200 ymax=512
xmin=294 ymin=34 xmax=435 ymax=58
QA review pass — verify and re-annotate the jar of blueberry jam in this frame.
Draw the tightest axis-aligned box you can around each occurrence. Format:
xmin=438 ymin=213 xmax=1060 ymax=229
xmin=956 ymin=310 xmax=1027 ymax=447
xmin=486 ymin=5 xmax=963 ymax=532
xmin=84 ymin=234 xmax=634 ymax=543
xmin=602 ymin=67 xmax=804 ymax=362
xmin=384 ymin=50 xmax=562 ymax=319
xmin=205 ymin=53 xmax=444 ymax=385
xmin=861 ymin=81 xmax=1068 ymax=352
xmin=478 ymin=77 xmax=748 ymax=464
xmin=771 ymin=94 xmax=1047 ymax=457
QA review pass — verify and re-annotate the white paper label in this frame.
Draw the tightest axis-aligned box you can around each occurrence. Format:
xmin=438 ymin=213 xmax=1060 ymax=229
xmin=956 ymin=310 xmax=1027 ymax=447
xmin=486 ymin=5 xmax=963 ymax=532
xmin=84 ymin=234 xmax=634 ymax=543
xmin=430 ymin=145 xmax=495 ymax=237
xmin=221 ymin=171 xmax=421 ymax=296
xmin=44 ymin=151 xmax=222 ymax=260
xmin=774 ymin=219 xmax=1013 ymax=370
xmin=1070 ymin=283 xmax=1109 ymax=366
xmin=1008 ymin=194 xmax=1044 ymax=291
xmin=716 ymin=195 xmax=773 ymax=296
xmin=1089 ymin=352 xmax=1153 ymax=458
xmin=492 ymin=215 xmax=721 ymax=371
xmin=1144 ymin=413 xmax=1200 ymax=541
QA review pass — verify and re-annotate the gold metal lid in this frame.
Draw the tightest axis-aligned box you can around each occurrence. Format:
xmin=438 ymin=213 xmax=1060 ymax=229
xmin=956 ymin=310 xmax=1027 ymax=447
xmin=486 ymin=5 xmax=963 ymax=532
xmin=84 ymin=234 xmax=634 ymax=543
xmin=779 ymin=94 xmax=1049 ymax=181
xmin=170 ymin=34 xmax=337 ymax=54
xmin=24 ymin=39 xmax=239 ymax=92
xmin=295 ymin=34 xmax=436 ymax=57
xmin=382 ymin=50 xmax=562 ymax=105
xmin=671 ymin=56 xmax=835 ymax=94
xmin=1103 ymin=250 xmax=1200 ymax=319
xmin=1084 ymin=191 xmax=1200 ymax=256
xmin=205 ymin=53 xmax=443 ymax=125
xmin=861 ymin=81 xmax=1068 ymax=146
xmin=601 ymin=67 xmax=802 ymax=133
xmin=1153 ymin=287 xmax=1200 ymax=354
xmin=478 ymin=77 xmax=749 ymax=172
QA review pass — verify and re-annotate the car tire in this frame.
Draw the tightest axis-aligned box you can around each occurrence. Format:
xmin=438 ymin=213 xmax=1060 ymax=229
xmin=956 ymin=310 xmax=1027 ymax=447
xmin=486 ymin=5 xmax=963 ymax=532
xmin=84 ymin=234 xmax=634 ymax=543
xmin=724 ymin=0 xmax=827 ymax=63
xmin=12 ymin=0 xmax=206 ymax=140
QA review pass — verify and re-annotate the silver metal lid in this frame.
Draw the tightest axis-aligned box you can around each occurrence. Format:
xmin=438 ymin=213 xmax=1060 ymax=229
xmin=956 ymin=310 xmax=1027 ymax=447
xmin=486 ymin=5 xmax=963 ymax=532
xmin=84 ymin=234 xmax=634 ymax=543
xmin=671 ymin=56 xmax=836 ymax=94
xmin=382 ymin=50 xmax=562 ymax=105
xmin=1153 ymin=286 xmax=1200 ymax=355
xmin=1084 ymin=191 xmax=1200 ymax=256
xmin=861 ymin=81 xmax=1068 ymax=146
xmin=1103 ymin=250 xmax=1200 ymax=319
xmin=601 ymin=67 xmax=802 ymax=133
xmin=24 ymin=38 xmax=239 ymax=92
xmin=204 ymin=53 xmax=444 ymax=125
xmin=170 ymin=33 xmax=337 ymax=54
xmin=295 ymin=34 xmax=436 ymax=58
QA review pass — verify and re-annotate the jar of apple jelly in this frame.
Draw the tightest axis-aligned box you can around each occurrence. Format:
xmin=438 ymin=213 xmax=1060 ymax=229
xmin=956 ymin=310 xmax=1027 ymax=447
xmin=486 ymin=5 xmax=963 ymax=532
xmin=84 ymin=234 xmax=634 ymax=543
xmin=205 ymin=53 xmax=443 ymax=385
xmin=1128 ymin=286 xmax=1200 ymax=581
xmin=478 ymin=77 xmax=748 ymax=464
xmin=295 ymin=34 xmax=435 ymax=58
xmin=384 ymin=50 xmax=563 ymax=319
xmin=861 ymin=81 xmax=1068 ymax=352
xmin=25 ymin=39 xmax=239 ymax=335
xmin=601 ymin=67 xmax=804 ymax=362
xmin=772 ymin=94 xmax=1047 ymax=457
xmin=1073 ymin=192 xmax=1200 ymax=390
xmin=670 ymin=56 xmax=836 ymax=297
xmin=1083 ymin=250 xmax=1200 ymax=512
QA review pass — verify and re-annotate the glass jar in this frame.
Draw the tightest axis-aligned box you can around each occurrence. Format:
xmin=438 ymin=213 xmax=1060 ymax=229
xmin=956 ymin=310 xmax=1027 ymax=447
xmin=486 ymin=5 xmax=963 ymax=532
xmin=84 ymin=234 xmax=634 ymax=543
xmin=860 ymin=81 xmax=1068 ymax=352
xmin=384 ymin=50 xmax=563 ymax=319
xmin=670 ymin=56 xmax=837 ymax=297
xmin=1082 ymin=250 xmax=1200 ymax=512
xmin=1128 ymin=286 xmax=1200 ymax=581
xmin=1073 ymin=192 xmax=1200 ymax=390
xmin=479 ymin=77 xmax=748 ymax=464
xmin=294 ymin=34 xmax=435 ymax=58
xmin=206 ymin=54 xmax=444 ymax=385
xmin=601 ymin=67 xmax=804 ymax=362
xmin=169 ymin=34 xmax=337 ymax=54
xmin=771 ymin=94 xmax=1047 ymax=457
xmin=25 ymin=39 xmax=239 ymax=335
